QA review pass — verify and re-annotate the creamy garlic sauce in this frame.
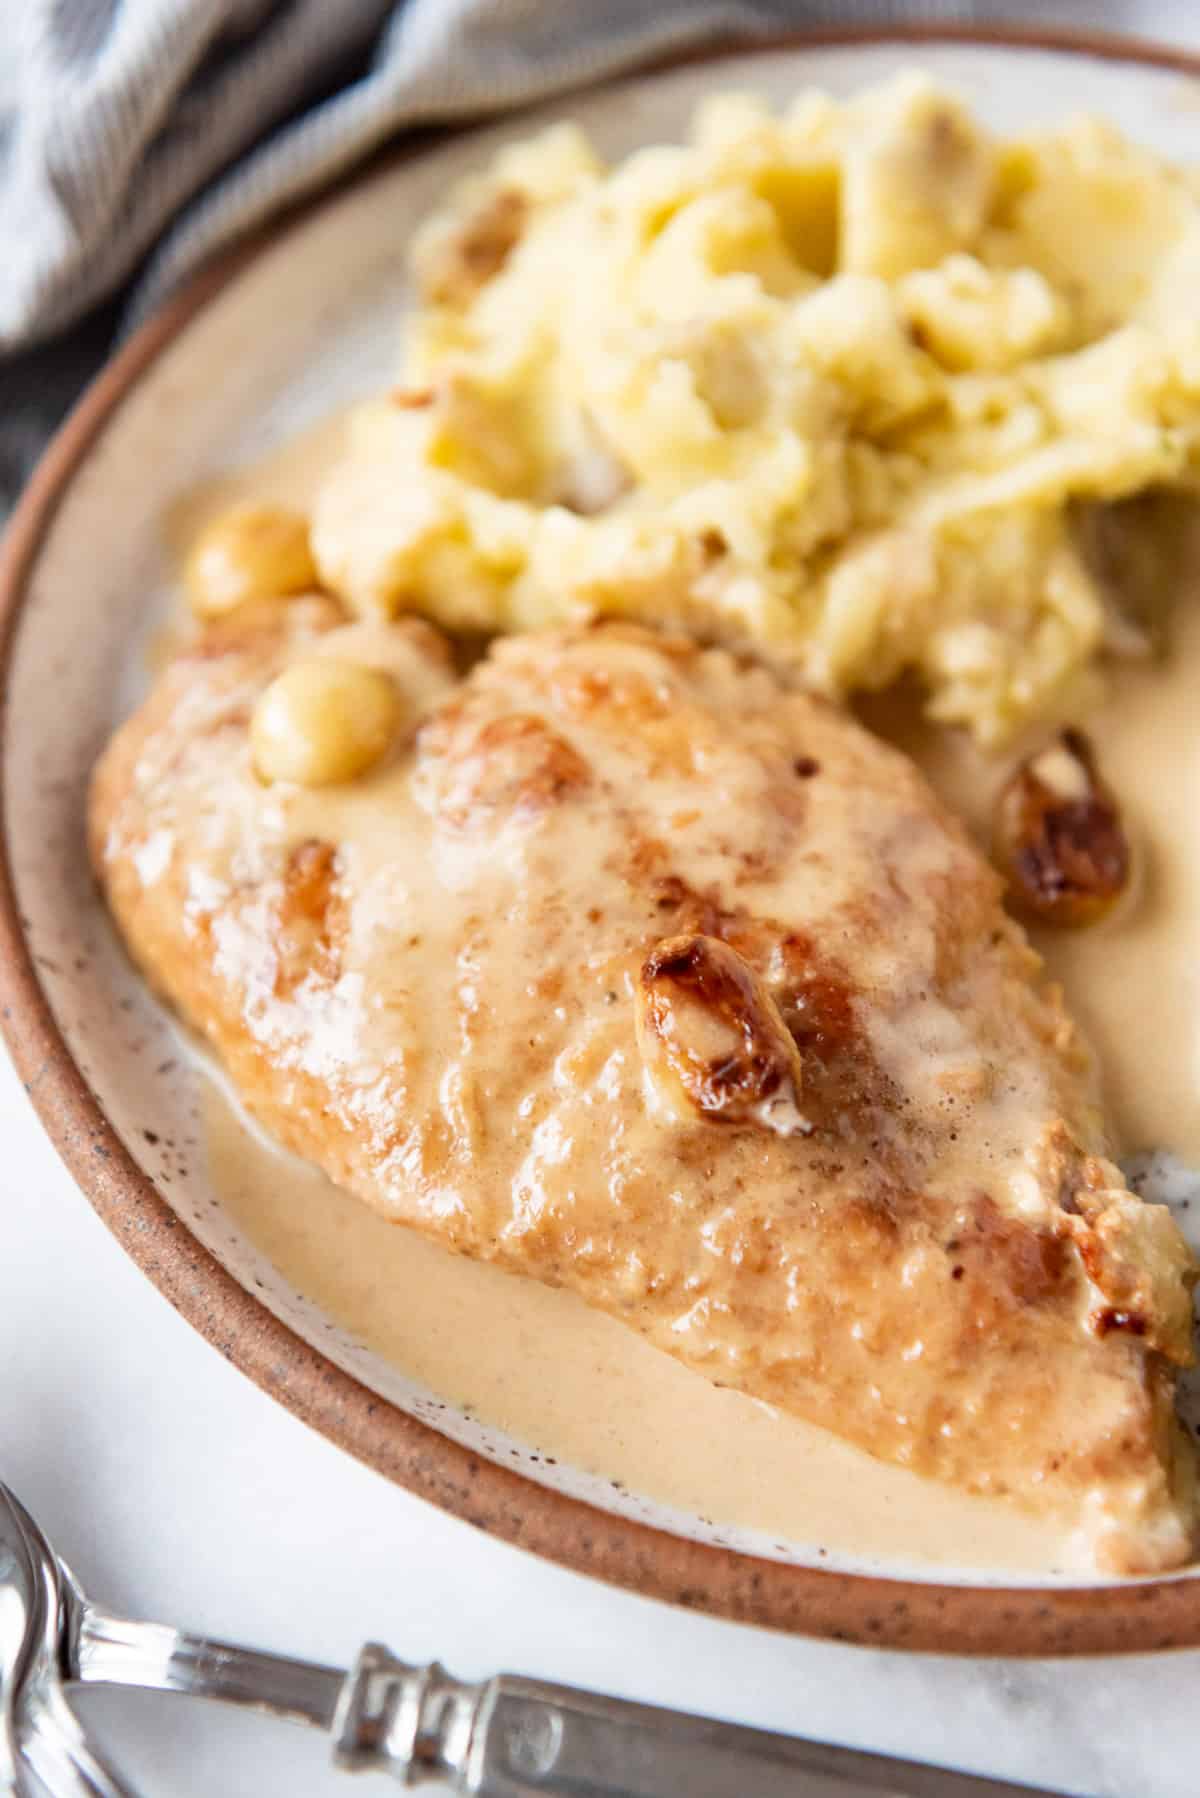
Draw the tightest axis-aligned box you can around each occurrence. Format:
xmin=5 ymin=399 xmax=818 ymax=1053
xmin=145 ymin=418 xmax=353 ymax=674
xmin=864 ymin=601 xmax=1200 ymax=1170
xmin=177 ymin=444 xmax=1200 ymax=1575
xmin=165 ymin=414 xmax=350 ymax=559
xmin=203 ymin=1067 xmax=1073 ymax=1573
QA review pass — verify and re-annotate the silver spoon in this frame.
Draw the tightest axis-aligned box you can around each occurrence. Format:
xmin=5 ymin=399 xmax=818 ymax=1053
xmin=0 ymin=1479 xmax=1061 ymax=1797
xmin=0 ymin=1485 xmax=132 ymax=1796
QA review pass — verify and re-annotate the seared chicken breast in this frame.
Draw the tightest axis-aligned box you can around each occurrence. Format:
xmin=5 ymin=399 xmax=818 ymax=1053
xmin=90 ymin=605 xmax=1198 ymax=1571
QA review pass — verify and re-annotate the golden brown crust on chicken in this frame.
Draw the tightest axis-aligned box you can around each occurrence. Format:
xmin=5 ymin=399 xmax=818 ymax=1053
xmin=90 ymin=611 xmax=1199 ymax=1571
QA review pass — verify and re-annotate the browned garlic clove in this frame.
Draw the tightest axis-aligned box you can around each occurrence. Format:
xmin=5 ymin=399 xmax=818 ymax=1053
xmin=994 ymin=729 xmax=1131 ymax=928
xmin=635 ymin=932 xmax=809 ymax=1136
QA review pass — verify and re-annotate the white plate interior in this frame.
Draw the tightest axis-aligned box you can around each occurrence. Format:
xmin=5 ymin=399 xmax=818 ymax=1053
xmin=9 ymin=36 xmax=1200 ymax=1587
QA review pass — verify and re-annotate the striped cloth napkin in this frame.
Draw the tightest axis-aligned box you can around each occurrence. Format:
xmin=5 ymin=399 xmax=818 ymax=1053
xmin=0 ymin=0 xmax=1186 ymax=512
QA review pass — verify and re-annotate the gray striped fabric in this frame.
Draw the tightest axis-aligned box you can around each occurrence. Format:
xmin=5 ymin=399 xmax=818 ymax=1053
xmin=0 ymin=0 xmax=1189 ymax=511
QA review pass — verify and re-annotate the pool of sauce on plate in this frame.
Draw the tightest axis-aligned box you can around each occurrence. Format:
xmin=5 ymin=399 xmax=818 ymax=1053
xmin=165 ymin=414 xmax=348 ymax=553
xmin=182 ymin=436 xmax=1198 ymax=1573
xmin=863 ymin=599 xmax=1200 ymax=1172
xmin=202 ymin=1070 xmax=1072 ymax=1573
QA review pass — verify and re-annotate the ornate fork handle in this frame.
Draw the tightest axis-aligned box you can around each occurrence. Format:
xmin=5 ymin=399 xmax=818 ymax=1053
xmin=71 ymin=1609 xmax=1056 ymax=1796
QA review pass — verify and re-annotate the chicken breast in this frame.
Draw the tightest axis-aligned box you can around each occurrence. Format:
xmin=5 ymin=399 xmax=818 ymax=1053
xmin=89 ymin=604 xmax=1198 ymax=1572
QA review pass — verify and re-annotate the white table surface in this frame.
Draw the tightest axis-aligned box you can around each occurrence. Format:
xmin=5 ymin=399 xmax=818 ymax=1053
xmin=2 ymin=1039 xmax=1198 ymax=1798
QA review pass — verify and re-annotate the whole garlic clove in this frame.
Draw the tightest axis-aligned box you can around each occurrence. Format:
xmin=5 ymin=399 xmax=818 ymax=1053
xmin=251 ymin=659 xmax=403 ymax=787
xmin=994 ymin=729 xmax=1131 ymax=929
xmin=635 ymin=932 xmax=810 ymax=1137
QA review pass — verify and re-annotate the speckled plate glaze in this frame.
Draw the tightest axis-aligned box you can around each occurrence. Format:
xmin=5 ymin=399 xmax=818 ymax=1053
xmin=4 ymin=25 xmax=1200 ymax=1654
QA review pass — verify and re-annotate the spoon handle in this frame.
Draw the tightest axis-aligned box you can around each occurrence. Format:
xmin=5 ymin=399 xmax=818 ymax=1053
xmin=73 ymin=1607 xmax=344 ymax=1731
xmin=74 ymin=1619 xmax=1063 ymax=1796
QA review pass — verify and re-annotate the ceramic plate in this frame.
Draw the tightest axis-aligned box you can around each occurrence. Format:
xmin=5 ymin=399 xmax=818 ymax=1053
xmin=5 ymin=26 xmax=1200 ymax=1653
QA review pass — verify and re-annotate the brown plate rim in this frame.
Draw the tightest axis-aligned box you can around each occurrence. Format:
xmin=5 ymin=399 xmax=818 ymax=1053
xmin=3 ymin=20 xmax=1200 ymax=1656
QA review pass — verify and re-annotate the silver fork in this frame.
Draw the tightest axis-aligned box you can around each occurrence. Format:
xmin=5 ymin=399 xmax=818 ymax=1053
xmin=0 ymin=1480 xmax=1062 ymax=1797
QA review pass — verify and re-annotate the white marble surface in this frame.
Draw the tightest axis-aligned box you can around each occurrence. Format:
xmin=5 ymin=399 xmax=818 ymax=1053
xmin=0 ymin=1043 xmax=1194 ymax=1798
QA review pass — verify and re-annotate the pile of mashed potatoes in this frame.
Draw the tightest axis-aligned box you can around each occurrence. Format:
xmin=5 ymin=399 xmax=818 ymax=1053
xmin=311 ymin=73 xmax=1200 ymax=741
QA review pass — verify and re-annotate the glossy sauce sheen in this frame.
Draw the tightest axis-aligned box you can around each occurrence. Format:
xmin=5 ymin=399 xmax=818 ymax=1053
xmin=159 ymin=431 xmax=1197 ymax=1577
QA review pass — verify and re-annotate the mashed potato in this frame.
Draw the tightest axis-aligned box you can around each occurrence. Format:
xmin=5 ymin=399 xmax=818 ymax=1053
xmin=311 ymin=73 xmax=1200 ymax=740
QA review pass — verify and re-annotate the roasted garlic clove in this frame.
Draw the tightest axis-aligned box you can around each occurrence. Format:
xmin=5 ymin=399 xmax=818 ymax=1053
xmin=635 ymin=932 xmax=809 ymax=1136
xmin=251 ymin=659 xmax=403 ymax=786
xmin=994 ymin=729 xmax=1130 ymax=928
xmin=186 ymin=504 xmax=318 ymax=619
